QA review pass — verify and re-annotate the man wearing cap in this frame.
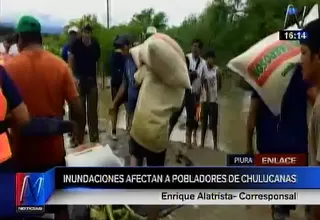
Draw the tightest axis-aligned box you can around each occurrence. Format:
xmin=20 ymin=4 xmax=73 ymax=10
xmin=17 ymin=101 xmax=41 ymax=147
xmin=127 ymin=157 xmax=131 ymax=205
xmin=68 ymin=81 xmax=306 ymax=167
xmin=61 ymin=26 xmax=79 ymax=137
xmin=145 ymin=26 xmax=157 ymax=39
xmin=61 ymin=26 xmax=78 ymax=63
xmin=68 ymin=24 xmax=101 ymax=143
xmin=4 ymin=15 xmax=84 ymax=220
xmin=109 ymin=35 xmax=129 ymax=140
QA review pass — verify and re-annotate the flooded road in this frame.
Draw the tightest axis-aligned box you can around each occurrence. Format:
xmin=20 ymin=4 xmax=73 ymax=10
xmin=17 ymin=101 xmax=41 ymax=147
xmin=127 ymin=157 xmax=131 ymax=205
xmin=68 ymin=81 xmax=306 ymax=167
xmin=95 ymin=76 xmax=249 ymax=154
xmin=65 ymin=77 xmax=306 ymax=220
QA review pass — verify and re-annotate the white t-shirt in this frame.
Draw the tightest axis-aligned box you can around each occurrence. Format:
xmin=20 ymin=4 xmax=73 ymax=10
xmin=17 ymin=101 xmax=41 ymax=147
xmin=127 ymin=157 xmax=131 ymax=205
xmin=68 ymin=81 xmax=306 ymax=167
xmin=0 ymin=43 xmax=19 ymax=56
xmin=200 ymin=65 xmax=219 ymax=103
xmin=8 ymin=44 xmax=19 ymax=56
xmin=186 ymin=53 xmax=206 ymax=76
xmin=0 ymin=43 xmax=5 ymax=53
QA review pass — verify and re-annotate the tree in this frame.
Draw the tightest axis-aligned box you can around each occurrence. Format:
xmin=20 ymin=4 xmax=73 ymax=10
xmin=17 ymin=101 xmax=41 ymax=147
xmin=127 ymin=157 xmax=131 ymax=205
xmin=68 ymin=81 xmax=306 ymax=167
xmin=130 ymin=8 xmax=168 ymax=31
xmin=64 ymin=14 xmax=101 ymax=33
xmin=43 ymin=2 xmax=320 ymax=78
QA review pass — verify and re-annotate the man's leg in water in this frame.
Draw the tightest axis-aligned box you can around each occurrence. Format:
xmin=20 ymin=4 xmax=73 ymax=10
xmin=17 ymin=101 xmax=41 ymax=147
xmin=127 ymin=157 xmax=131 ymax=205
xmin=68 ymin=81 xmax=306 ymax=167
xmin=87 ymin=86 xmax=99 ymax=143
xmin=192 ymin=95 xmax=200 ymax=147
xmin=78 ymin=85 xmax=87 ymax=146
xmin=200 ymin=102 xmax=208 ymax=148
xmin=209 ymin=102 xmax=218 ymax=150
xmin=168 ymin=91 xmax=186 ymax=137
xmin=168 ymin=106 xmax=184 ymax=136
xmin=111 ymin=86 xmax=120 ymax=139
xmin=185 ymin=91 xmax=195 ymax=148
xmin=187 ymin=94 xmax=197 ymax=148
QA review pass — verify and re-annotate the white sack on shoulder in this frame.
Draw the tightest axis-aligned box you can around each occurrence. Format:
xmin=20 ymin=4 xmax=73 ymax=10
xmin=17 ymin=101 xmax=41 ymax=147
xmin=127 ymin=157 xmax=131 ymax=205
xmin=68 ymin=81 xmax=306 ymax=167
xmin=131 ymin=65 xmax=185 ymax=153
xmin=227 ymin=4 xmax=319 ymax=115
xmin=65 ymin=144 xmax=124 ymax=167
xmin=148 ymin=38 xmax=190 ymax=88
xmin=138 ymin=33 xmax=190 ymax=89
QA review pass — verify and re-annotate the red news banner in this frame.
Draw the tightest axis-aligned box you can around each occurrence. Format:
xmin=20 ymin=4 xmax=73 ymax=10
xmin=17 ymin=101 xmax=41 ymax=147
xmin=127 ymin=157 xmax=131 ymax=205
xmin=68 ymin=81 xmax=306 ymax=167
xmin=228 ymin=154 xmax=307 ymax=166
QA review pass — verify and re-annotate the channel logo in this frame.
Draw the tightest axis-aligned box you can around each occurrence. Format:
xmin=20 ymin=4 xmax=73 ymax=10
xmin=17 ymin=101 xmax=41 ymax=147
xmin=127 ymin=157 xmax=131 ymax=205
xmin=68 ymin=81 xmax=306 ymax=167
xmin=15 ymin=173 xmax=45 ymax=214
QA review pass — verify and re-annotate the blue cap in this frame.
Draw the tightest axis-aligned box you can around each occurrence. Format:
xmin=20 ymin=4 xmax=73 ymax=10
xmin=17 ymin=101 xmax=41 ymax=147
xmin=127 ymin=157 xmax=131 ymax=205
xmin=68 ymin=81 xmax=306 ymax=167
xmin=114 ymin=35 xmax=131 ymax=47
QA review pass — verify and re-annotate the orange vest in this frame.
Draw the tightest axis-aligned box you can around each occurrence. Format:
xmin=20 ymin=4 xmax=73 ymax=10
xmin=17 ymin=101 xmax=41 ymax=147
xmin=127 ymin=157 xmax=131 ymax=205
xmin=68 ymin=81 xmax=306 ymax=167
xmin=0 ymin=85 xmax=12 ymax=163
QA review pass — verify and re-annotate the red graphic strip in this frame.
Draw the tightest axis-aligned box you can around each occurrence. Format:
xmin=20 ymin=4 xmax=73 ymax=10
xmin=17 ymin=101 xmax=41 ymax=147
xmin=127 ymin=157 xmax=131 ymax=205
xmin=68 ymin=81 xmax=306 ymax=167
xmin=15 ymin=173 xmax=25 ymax=206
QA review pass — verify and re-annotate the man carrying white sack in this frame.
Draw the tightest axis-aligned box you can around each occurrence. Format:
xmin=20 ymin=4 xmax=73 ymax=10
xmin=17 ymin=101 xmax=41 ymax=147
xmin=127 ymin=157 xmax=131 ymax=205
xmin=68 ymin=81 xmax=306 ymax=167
xmin=247 ymin=64 xmax=316 ymax=219
xmin=112 ymin=33 xmax=190 ymax=220
xmin=128 ymin=33 xmax=190 ymax=166
xmin=113 ymin=33 xmax=190 ymax=165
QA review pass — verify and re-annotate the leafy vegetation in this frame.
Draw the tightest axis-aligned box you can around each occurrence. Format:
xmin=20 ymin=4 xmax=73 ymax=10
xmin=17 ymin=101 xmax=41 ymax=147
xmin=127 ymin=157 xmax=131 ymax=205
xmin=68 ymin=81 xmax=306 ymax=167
xmin=43 ymin=0 xmax=319 ymax=77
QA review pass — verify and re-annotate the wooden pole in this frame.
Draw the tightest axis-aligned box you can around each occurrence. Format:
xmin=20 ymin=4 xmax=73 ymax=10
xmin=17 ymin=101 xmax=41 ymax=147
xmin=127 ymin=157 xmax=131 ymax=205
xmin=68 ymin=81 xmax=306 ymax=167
xmin=107 ymin=0 xmax=110 ymax=29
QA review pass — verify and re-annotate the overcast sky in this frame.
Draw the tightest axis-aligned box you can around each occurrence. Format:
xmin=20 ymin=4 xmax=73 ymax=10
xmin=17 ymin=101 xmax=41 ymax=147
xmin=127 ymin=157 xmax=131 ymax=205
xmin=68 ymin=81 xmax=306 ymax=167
xmin=0 ymin=0 xmax=211 ymax=26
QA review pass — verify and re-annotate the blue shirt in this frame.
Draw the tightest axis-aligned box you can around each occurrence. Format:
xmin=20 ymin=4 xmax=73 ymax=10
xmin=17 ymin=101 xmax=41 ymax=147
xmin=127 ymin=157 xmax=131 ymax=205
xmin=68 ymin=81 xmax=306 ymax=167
xmin=254 ymin=65 xmax=309 ymax=153
xmin=123 ymin=55 xmax=139 ymax=113
xmin=0 ymin=66 xmax=22 ymax=111
xmin=61 ymin=44 xmax=69 ymax=63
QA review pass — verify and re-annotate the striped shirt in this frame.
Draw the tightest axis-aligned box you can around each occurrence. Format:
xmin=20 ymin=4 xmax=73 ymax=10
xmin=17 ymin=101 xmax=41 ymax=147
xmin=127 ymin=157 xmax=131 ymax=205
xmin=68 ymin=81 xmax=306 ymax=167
xmin=186 ymin=53 xmax=206 ymax=93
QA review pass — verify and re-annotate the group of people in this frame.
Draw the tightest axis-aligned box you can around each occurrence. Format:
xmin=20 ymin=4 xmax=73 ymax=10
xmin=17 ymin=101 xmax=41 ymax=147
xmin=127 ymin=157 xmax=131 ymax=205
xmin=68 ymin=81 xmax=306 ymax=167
xmin=109 ymin=29 xmax=221 ymax=154
xmin=1 ymin=11 xmax=320 ymax=220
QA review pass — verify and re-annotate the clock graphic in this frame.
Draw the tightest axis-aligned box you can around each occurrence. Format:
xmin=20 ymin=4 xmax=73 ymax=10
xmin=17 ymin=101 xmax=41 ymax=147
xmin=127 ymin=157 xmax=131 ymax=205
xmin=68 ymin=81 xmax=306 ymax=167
xmin=279 ymin=30 xmax=308 ymax=41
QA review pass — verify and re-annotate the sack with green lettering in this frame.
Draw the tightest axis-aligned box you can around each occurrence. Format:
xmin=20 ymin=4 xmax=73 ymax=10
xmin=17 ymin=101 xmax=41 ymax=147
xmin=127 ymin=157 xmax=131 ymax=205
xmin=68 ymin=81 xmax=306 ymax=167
xmin=227 ymin=4 xmax=319 ymax=115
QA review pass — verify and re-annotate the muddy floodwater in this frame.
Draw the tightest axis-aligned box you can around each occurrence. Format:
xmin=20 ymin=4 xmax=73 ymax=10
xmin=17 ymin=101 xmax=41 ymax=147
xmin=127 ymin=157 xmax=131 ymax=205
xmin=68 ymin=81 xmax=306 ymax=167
xmin=66 ymin=77 xmax=306 ymax=220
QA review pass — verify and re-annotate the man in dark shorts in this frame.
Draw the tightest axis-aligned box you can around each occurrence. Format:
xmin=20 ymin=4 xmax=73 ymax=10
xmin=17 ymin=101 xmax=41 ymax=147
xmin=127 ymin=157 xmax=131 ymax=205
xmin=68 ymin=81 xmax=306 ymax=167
xmin=110 ymin=35 xmax=164 ymax=220
xmin=69 ymin=24 xmax=101 ymax=143
xmin=109 ymin=35 xmax=127 ymax=140
xmin=200 ymin=50 xmax=221 ymax=150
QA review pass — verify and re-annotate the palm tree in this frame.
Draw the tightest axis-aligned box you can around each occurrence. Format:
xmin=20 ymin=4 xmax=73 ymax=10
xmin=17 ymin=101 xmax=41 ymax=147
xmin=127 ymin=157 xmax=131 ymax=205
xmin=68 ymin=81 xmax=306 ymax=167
xmin=64 ymin=14 xmax=100 ymax=33
xmin=130 ymin=8 xmax=168 ymax=31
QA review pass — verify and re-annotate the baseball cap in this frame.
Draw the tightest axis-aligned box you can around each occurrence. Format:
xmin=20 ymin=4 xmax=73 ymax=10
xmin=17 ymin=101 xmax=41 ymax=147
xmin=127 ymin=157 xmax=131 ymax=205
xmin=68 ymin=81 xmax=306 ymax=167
xmin=146 ymin=26 xmax=157 ymax=35
xmin=16 ymin=15 xmax=41 ymax=33
xmin=68 ymin=26 xmax=79 ymax=33
xmin=114 ymin=35 xmax=131 ymax=46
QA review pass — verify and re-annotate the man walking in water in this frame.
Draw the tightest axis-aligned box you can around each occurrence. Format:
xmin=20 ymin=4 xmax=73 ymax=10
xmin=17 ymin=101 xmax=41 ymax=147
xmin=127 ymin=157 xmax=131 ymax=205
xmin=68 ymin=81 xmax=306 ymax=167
xmin=109 ymin=35 xmax=128 ymax=140
xmin=200 ymin=50 xmax=221 ymax=150
xmin=61 ymin=26 xmax=78 ymax=63
xmin=169 ymin=39 xmax=206 ymax=148
xmin=68 ymin=24 xmax=101 ymax=143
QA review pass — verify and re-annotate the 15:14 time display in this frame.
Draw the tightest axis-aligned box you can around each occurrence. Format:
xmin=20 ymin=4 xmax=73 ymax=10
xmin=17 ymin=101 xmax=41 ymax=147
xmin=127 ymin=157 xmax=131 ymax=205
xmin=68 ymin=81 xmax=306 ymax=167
xmin=279 ymin=30 xmax=308 ymax=41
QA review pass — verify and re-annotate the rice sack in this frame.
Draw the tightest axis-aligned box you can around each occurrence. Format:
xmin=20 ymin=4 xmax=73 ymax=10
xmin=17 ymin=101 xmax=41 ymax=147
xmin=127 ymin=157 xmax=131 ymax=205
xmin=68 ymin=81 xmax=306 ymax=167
xmin=227 ymin=4 xmax=319 ymax=115
xmin=139 ymin=33 xmax=190 ymax=88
